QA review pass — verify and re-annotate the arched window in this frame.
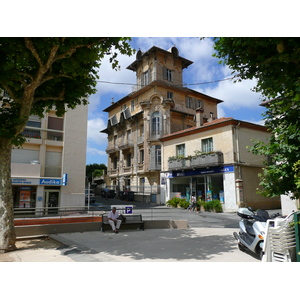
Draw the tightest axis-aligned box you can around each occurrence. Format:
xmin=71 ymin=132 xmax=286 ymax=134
xmin=151 ymin=111 xmax=160 ymax=136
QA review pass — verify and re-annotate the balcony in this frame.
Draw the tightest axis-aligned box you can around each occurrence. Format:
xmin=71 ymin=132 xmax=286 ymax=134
xmin=118 ymin=138 xmax=134 ymax=150
xmin=168 ymin=152 xmax=224 ymax=170
xmin=168 ymin=157 xmax=190 ymax=170
xmin=106 ymin=143 xmax=119 ymax=154
xmin=148 ymin=130 xmax=167 ymax=141
xmin=190 ymin=151 xmax=223 ymax=167
xmin=22 ymin=127 xmax=64 ymax=145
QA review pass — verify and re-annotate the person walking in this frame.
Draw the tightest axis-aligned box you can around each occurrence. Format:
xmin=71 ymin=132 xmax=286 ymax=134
xmin=108 ymin=207 xmax=122 ymax=233
xmin=188 ymin=194 xmax=197 ymax=212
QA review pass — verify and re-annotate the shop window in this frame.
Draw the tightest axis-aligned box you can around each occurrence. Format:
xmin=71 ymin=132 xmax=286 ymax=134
xmin=13 ymin=186 xmax=37 ymax=208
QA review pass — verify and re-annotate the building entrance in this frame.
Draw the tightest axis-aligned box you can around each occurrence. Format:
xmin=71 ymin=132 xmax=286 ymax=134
xmin=44 ymin=190 xmax=59 ymax=215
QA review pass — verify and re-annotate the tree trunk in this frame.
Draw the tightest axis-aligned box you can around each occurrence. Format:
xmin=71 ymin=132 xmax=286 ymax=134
xmin=0 ymin=140 xmax=16 ymax=252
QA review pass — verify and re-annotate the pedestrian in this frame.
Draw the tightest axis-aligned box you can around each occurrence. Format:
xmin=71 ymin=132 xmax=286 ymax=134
xmin=108 ymin=207 xmax=122 ymax=233
xmin=188 ymin=194 xmax=197 ymax=212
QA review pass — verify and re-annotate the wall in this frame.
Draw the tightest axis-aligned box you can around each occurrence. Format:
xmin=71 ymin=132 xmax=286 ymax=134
xmin=61 ymin=104 xmax=88 ymax=207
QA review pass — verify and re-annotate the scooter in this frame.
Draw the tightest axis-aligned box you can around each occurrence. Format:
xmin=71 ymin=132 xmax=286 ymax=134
xmin=233 ymin=207 xmax=280 ymax=259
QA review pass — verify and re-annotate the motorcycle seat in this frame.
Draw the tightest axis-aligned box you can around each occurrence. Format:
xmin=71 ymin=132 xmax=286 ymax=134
xmin=244 ymin=220 xmax=255 ymax=236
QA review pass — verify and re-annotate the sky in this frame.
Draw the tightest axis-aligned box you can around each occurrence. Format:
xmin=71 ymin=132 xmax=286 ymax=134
xmin=86 ymin=37 xmax=267 ymax=166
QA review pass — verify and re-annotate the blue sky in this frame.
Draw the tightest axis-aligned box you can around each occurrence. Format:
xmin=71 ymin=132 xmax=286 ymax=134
xmin=86 ymin=37 xmax=266 ymax=165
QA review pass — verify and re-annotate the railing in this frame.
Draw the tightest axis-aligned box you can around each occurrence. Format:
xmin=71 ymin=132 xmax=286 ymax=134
xmin=14 ymin=206 xmax=102 ymax=219
xmin=14 ymin=206 xmax=187 ymax=222
xmin=22 ymin=126 xmax=64 ymax=142
xmin=106 ymin=185 xmax=160 ymax=195
xmin=148 ymin=130 xmax=167 ymax=141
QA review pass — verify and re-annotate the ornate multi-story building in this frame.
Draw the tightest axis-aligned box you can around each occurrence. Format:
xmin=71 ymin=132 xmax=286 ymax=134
xmin=102 ymin=46 xmax=223 ymax=203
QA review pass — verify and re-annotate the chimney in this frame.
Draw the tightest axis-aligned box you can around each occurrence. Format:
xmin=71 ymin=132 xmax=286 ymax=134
xmin=208 ymin=112 xmax=214 ymax=122
xmin=195 ymin=107 xmax=204 ymax=127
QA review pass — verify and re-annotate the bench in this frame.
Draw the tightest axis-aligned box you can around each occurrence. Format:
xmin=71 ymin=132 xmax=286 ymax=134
xmin=101 ymin=214 xmax=145 ymax=232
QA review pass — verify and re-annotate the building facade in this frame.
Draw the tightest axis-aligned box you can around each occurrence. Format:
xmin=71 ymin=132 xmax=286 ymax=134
xmin=10 ymin=105 xmax=88 ymax=214
xmin=102 ymin=45 xmax=280 ymax=211
xmin=102 ymin=46 xmax=222 ymax=202
xmin=160 ymin=113 xmax=281 ymax=211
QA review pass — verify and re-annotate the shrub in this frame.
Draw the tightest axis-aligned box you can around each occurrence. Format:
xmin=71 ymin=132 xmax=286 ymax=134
xmin=166 ymin=197 xmax=181 ymax=208
xmin=202 ymin=200 xmax=223 ymax=212
xmin=179 ymin=199 xmax=190 ymax=209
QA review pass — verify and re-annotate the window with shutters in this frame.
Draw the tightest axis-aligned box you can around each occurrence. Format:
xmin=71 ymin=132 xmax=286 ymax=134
xmin=139 ymin=149 xmax=144 ymax=163
xmin=47 ymin=116 xmax=64 ymax=141
xmin=151 ymin=111 xmax=161 ymax=137
xmin=131 ymin=100 xmax=135 ymax=112
xmin=167 ymin=91 xmax=173 ymax=99
xmin=113 ymin=156 xmax=118 ymax=169
xmin=126 ymin=153 xmax=132 ymax=167
xmin=45 ymin=151 xmax=62 ymax=177
xmin=202 ymin=137 xmax=213 ymax=153
xmin=141 ymin=69 xmax=152 ymax=86
xmin=163 ymin=66 xmax=172 ymax=82
xmin=186 ymin=96 xmax=197 ymax=109
xmin=150 ymin=145 xmax=161 ymax=170
xmin=11 ymin=149 xmax=39 ymax=164
xmin=176 ymin=144 xmax=185 ymax=157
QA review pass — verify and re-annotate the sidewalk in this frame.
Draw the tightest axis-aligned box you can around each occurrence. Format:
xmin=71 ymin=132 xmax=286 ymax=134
xmin=0 ymin=198 xmax=266 ymax=262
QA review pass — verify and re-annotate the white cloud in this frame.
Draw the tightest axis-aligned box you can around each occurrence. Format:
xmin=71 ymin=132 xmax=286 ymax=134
xmin=87 ymin=118 xmax=107 ymax=146
xmin=86 ymin=146 xmax=107 ymax=157
xmin=199 ymin=78 xmax=262 ymax=110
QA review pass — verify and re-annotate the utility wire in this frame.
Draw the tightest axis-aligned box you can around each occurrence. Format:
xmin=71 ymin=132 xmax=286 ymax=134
xmin=96 ymin=76 xmax=235 ymax=87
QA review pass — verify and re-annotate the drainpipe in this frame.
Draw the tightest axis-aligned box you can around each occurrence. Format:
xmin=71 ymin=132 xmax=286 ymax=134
xmin=234 ymin=122 xmax=241 ymax=178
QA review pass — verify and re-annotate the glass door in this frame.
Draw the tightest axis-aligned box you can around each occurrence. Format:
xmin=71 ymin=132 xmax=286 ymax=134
xmin=44 ymin=190 xmax=60 ymax=215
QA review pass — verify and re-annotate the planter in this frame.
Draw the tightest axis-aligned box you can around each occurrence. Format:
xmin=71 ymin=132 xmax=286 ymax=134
xmin=190 ymin=152 xmax=224 ymax=167
xmin=169 ymin=159 xmax=186 ymax=169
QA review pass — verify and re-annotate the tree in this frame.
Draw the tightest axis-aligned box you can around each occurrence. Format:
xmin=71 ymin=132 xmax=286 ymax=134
xmin=0 ymin=38 xmax=133 ymax=252
xmin=213 ymin=37 xmax=300 ymax=198
xmin=86 ymin=163 xmax=107 ymax=182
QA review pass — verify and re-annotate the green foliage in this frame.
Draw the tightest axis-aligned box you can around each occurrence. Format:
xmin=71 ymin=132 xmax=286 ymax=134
xmin=213 ymin=37 xmax=300 ymax=198
xmin=168 ymin=155 xmax=185 ymax=162
xmin=0 ymin=37 xmax=134 ymax=145
xmin=293 ymin=160 xmax=300 ymax=190
xmin=86 ymin=163 xmax=107 ymax=182
xmin=202 ymin=200 xmax=223 ymax=212
xmin=166 ymin=197 xmax=181 ymax=208
xmin=178 ymin=199 xmax=190 ymax=209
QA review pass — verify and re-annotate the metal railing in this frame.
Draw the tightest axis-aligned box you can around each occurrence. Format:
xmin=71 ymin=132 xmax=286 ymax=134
xmin=14 ymin=206 xmax=187 ymax=222
xmin=14 ymin=206 xmax=102 ymax=219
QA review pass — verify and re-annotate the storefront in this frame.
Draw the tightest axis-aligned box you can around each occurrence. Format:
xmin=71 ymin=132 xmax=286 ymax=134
xmin=12 ymin=177 xmax=64 ymax=215
xmin=162 ymin=165 xmax=238 ymax=211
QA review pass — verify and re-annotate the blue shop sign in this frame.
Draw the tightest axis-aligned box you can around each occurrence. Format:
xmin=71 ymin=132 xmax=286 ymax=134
xmin=39 ymin=178 xmax=62 ymax=185
xmin=173 ymin=165 xmax=234 ymax=177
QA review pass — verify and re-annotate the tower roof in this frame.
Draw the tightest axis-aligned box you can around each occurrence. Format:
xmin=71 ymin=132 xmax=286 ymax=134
xmin=127 ymin=46 xmax=193 ymax=71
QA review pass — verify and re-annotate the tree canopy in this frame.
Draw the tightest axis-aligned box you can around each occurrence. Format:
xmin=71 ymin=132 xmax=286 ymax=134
xmin=0 ymin=37 xmax=133 ymax=252
xmin=213 ymin=37 xmax=300 ymax=198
